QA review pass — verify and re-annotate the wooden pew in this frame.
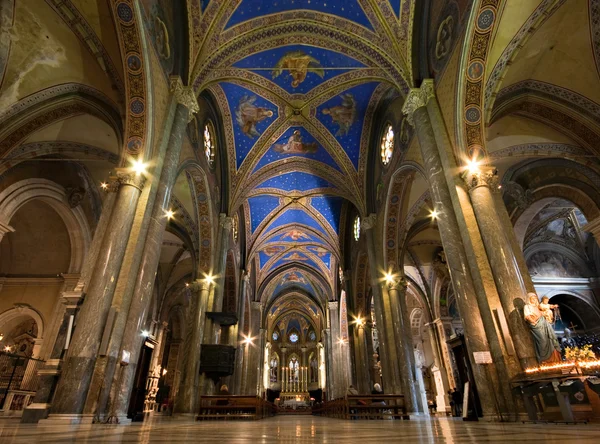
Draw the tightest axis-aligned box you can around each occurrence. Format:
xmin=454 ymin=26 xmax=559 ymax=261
xmin=196 ymin=395 xmax=275 ymax=420
xmin=314 ymin=395 xmax=409 ymax=420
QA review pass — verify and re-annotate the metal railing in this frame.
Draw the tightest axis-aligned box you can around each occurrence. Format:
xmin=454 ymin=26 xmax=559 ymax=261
xmin=0 ymin=352 xmax=45 ymax=411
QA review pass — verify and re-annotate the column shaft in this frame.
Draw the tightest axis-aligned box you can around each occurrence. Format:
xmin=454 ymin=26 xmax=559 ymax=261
xmin=467 ymin=173 xmax=536 ymax=368
xmin=174 ymin=281 xmax=211 ymax=413
xmin=109 ymin=103 xmax=190 ymax=420
xmin=49 ymin=173 xmax=144 ymax=417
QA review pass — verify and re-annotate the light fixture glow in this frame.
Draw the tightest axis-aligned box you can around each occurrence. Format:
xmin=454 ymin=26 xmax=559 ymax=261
xmin=242 ymin=335 xmax=253 ymax=345
xmin=141 ymin=330 xmax=150 ymax=337
xmin=165 ymin=209 xmax=175 ymax=220
xmin=430 ymin=210 xmax=439 ymax=220
xmin=338 ymin=338 xmax=346 ymax=345
xmin=355 ymin=317 xmax=364 ymax=326
xmin=384 ymin=272 xmax=395 ymax=285
xmin=204 ymin=274 xmax=215 ymax=285
xmin=131 ymin=159 xmax=147 ymax=175
xmin=466 ymin=158 xmax=480 ymax=174
xmin=4 ymin=345 xmax=11 ymax=352
xmin=100 ymin=182 xmax=108 ymax=190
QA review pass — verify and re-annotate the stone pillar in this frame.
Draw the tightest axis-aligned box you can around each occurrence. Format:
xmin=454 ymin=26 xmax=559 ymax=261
xmin=464 ymin=166 xmax=537 ymax=369
xmin=402 ymin=80 xmax=501 ymax=418
xmin=426 ymin=322 xmax=451 ymax=414
xmin=174 ymin=279 xmax=211 ymax=414
xmin=47 ymin=169 xmax=145 ymax=423
xmin=244 ymin=302 xmax=262 ymax=395
xmin=362 ymin=215 xmax=403 ymax=395
xmin=233 ymin=271 xmax=249 ymax=394
xmin=257 ymin=328 xmax=266 ymax=395
xmin=353 ymin=322 xmax=370 ymax=394
xmin=323 ymin=329 xmax=333 ymax=399
xmin=328 ymin=301 xmax=346 ymax=399
xmin=108 ymin=96 xmax=195 ymax=422
xmin=21 ymin=288 xmax=83 ymax=423
xmin=387 ymin=277 xmax=420 ymax=413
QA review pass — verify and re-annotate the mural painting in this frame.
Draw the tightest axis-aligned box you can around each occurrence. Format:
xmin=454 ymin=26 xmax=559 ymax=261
xmin=273 ymin=130 xmax=318 ymax=154
xmin=272 ymin=50 xmax=324 ymax=88
xmin=236 ymin=95 xmax=274 ymax=138
xmin=321 ymin=93 xmax=356 ymax=136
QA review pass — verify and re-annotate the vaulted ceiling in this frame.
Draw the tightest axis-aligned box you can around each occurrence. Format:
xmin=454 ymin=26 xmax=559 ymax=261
xmin=191 ymin=0 xmax=415 ymax=303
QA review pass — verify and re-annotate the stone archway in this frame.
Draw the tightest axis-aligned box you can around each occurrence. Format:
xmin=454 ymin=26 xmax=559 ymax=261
xmin=0 ymin=306 xmax=44 ymax=358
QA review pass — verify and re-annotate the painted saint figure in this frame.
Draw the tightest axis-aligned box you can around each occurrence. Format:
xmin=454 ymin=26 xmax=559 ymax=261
xmin=273 ymin=130 xmax=318 ymax=154
xmin=272 ymin=50 xmax=324 ymax=88
xmin=235 ymin=95 xmax=274 ymax=138
xmin=322 ymin=93 xmax=356 ymax=136
xmin=524 ymin=292 xmax=561 ymax=363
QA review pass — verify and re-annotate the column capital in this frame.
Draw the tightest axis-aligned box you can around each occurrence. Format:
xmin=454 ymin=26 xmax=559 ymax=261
xmin=387 ymin=276 xmax=408 ymax=292
xmin=361 ymin=213 xmax=377 ymax=232
xmin=62 ymin=290 xmax=84 ymax=309
xmin=402 ymin=79 xmax=435 ymax=126
xmin=251 ymin=301 xmax=263 ymax=311
xmin=328 ymin=301 xmax=339 ymax=311
xmin=219 ymin=213 xmax=234 ymax=231
xmin=169 ymin=76 xmax=199 ymax=118
xmin=188 ymin=279 xmax=211 ymax=291
xmin=462 ymin=165 xmax=499 ymax=192
xmin=111 ymin=168 xmax=146 ymax=191
xmin=0 ymin=221 xmax=15 ymax=237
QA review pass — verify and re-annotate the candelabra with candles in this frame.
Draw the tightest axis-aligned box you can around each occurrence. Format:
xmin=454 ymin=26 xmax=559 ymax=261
xmin=280 ymin=366 xmax=309 ymax=402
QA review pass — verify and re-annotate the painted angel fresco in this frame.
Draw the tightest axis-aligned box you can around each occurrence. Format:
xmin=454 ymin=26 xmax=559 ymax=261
xmin=262 ymin=245 xmax=285 ymax=256
xmin=308 ymin=246 xmax=328 ymax=257
xmin=282 ymin=229 xmax=310 ymax=241
xmin=280 ymin=271 xmax=306 ymax=285
xmin=272 ymin=50 xmax=324 ymax=88
xmin=286 ymin=252 xmax=308 ymax=261
xmin=235 ymin=95 xmax=274 ymax=138
xmin=322 ymin=94 xmax=356 ymax=136
xmin=273 ymin=130 xmax=318 ymax=154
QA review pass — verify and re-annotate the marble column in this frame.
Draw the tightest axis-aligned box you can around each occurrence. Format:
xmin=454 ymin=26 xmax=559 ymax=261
xmin=328 ymin=302 xmax=345 ymax=399
xmin=426 ymin=322 xmax=451 ymax=414
xmin=387 ymin=277 xmax=420 ymax=413
xmin=323 ymin=329 xmax=334 ymax=399
xmin=362 ymin=216 xmax=402 ymax=395
xmin=257 ymin=328 xmax=266 ymax=395
xmin=47 ymin=170 xmax=145 ymax=423
xmin=174 ymin=279 xmax=211 ymax=414
xmin=233 ymin=271 xmax=249 ymax=394
xmin=353 ymin=323 xmax=370 ymax=394
xmin=108 ymin=96 xmax=195 ymax=421
xmin=21 ymin=287 xmax=83 ymax=423
xmin=402 ymin=82 xmax=500 ymax=418
xmin=244 ymin=302 xmax=262 ymax=395
xmin=464 ymin=166 xmax=537 ymax=369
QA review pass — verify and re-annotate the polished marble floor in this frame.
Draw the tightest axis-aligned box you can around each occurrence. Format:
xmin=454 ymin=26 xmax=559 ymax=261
xmin=1 ymin=415 xmax=599 ymax=443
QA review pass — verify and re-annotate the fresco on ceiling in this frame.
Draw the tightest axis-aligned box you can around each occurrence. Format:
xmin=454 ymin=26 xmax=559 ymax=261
xmin=273 ymin=271 xmax=314 ymax=296
xmin=310 ymin=196 xmax=343 ymax=233
xmin=526 ymin=251 xmax=586 ymax=278
xmin=248 ymin=195 xmax=280 ymax=232
xmin=270 ymin=252 xmax=323 ymax=273
xmin=318 ymin=82 xmax=379 ymax=169
xmin=265 ymin=229 xmax=327 ymax=246
xmin=253 ymin=127 xmax=342 ymax=172
xmin=234 ymin=45 xmax=365 ymax=94
xmin=139 ymin=0 xmax=175 ymax=76
xmin=265 ymin=209 xmax=328 ymax=237
xmin=226 ymin=0 xmax=374 ymax=31
xmin=221 ymin=82 xmax=278 ymax=168
xmin=389 ymin=0 xmax=401 ymax=17
xmin=307 ymin=246 xmax=331 ymax=268
xmin=257 ymin=172 xmax=336 ymax=192
xmin=427 ymin=0 xmax=473 ymax=76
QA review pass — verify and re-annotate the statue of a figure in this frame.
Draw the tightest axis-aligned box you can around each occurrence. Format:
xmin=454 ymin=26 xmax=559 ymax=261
xmin=524 ymin=293 xmax=561 ymax=364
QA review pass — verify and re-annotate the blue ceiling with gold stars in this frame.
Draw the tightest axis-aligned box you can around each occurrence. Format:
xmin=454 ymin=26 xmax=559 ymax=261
xmin=195 ymin=0 xmax=414 ymax=301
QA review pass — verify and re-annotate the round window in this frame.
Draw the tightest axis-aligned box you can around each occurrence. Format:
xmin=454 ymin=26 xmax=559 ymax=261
xmin=203 ymin=122 xmax=216 ymax=168
xmin=353 ymin=216 xmax=361 ymax=241
xmin=289 ymin=333 xmax=299 ymax=343
xmin=380 ymin=124 xmax=394 ymax=166
xmin=272 ymin=331 xmax=279 ymax=341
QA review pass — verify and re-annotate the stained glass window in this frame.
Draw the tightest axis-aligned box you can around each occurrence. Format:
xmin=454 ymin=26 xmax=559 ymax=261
xmin=380 ymin=124 xmax=394 ymax=165
xmin=309 ymin=331 xmax=316 ymax=341
xmin=289 ymin=332 xmax=298 ymax=343
xmin=232 ymin=214 xmax=239 ymax=243
xmin=353 ymin=216 xmax=360 ymax=241
xmin=272 ymin=331 xmax=279 ymax=341
xmin=204 ymin=122 xmax=215 ymax=168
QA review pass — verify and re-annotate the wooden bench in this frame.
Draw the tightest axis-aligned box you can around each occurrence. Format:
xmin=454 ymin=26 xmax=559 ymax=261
xmin=197 ymin=395 xmax=275 ymax=420
xmin=314 ymin=395 xmax=409 ymax=420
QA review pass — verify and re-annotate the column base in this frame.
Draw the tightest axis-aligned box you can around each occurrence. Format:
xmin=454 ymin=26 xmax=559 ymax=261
xmin=40 ymin=413 xmax=95 ymax=425
xmin=21 ymin=403 xmax=51 ymax=423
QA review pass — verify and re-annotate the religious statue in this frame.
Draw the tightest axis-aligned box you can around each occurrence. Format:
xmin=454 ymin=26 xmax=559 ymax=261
xmin=539 ymin=296 xmax=559 ymax=324
xmin=235 ymin=95 xmax=274 ymax=138
xmin=310 ymin=357 xmax=318 ymax=383
xmin=270 ymin=357 xmax=278 ymax=383
xmin=272 ymin=51 xmax=324 ymax=88
xmin=289 ymin=357 xmax=299 ymax=382
xmin=524 ymin=293 xmax=561 ymax=363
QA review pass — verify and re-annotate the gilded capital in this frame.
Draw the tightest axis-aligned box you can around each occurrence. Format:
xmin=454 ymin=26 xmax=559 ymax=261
xmin=112 ymin=168 xmax=146 ymax=191
xmin=387 ymin=276 xmax=408 ymax=292
xmin=402 ymin=79 xmax=435 ymax=127
xmin=188 ymin=279 xmax=211 ymax=292
xmin=462 ymin=165 xmax=499 ymax=192
xmin=361 ymin=213 xmax=377 ymax=232
xmin=219 ymin=214 xmax=234 ymax=231
xmin=169 ymin=76 xmax=199 ymax=119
